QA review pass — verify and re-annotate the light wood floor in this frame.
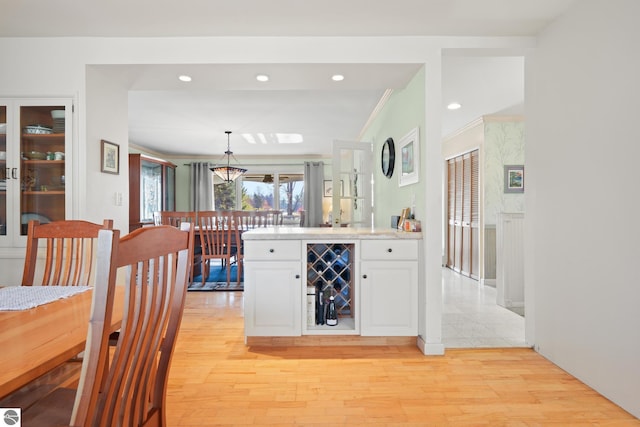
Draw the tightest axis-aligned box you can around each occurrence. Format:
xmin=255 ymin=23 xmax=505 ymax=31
xmin=166 ymin=291 xmax=639 ymax=426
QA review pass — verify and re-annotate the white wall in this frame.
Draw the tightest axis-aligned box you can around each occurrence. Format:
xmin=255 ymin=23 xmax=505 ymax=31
xmin=84 ymin=66 xmax=130 ymax=232
xmin=2 ymin=11 xmax=637 ymax=416
xmin=0 ymin=36 xmax=533 ymax=356
xmin=526 ymin=0 xmax=640 ymax=418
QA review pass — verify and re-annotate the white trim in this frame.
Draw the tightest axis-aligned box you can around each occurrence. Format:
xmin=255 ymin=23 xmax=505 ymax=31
xmin=417 ymin=336 xmax=445 ymax=355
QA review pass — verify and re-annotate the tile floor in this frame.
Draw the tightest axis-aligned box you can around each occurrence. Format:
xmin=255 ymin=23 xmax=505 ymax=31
xmin=442 ymin=267 xmax=527 ymax=348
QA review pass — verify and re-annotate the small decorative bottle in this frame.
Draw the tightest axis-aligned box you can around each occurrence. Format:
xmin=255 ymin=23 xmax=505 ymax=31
xmin=326 ymin=296 xmax=338 ymax=326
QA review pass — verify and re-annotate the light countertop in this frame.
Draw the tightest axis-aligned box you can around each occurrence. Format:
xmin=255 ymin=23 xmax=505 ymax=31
xmin=241 ymin=227 xmax=422 ymax=240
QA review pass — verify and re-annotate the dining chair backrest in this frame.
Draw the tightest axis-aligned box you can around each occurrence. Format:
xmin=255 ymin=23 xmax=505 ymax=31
xmin=157 ymin=211 xmax=197 ymax=228
xmin=231 ymin=211 xmax=252 ymax=284
xmin=250 ymin=210 xmax=283 ymax=228
xmin=197 ymin=211 xmax=231 ymax=257
xmin=21 ymin=219 xmax=114 ymax=287
xmin=233 ymin=211 xmax=252 ymax=232
xmin=196 ymin=211 xmax=235 ymax=285
xmin=70 ymin=223 xmax=194 ymax=427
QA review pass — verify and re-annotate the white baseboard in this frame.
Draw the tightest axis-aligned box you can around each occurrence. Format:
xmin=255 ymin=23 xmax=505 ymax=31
xmin=417 ymin=336 xmax=445 ymax=355
xmin=481 ymin=278 xmax=496 ymax=287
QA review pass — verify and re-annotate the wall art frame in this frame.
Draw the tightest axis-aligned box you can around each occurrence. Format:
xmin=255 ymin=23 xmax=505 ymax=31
xmin=101 ymin=139 xmax=120 ymax=175
xmin=504 ymin=164 xmax=524 ymax=193
xmin=323 ymin=180 xmax=344 ymax=197
xmin=398 ymin=127 xmax=420 ymax=187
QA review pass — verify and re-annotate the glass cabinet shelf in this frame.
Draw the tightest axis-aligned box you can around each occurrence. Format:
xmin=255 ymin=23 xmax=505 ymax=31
xmin=1 ymin=100 xmax=71 ymax=243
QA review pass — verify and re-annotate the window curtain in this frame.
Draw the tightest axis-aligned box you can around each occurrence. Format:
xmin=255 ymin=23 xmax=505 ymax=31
xmin=189 ymin=162 xmax=214 ymax=211
xmin=302 ymin=161 xmax=324 ymax=227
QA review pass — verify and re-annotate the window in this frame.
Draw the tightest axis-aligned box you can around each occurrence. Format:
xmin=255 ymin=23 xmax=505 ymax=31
xmin=213 ymin=181 xmax=236 ymax=211
xmin=214 ymin=172 xmax=304 ymax=226
xmin=278 ymin=174 xmax=304 ymax=226
xmin=242 ymin=175 xmax=275 ymax=210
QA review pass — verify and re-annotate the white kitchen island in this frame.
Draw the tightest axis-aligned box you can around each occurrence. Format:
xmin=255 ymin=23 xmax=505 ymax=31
xmin=242 ymin=227 xmax=423 ymax=347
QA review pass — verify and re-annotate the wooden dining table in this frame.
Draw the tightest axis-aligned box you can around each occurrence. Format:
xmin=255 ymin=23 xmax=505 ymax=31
xmin=0 ymin=285 xmax=125 ymax=399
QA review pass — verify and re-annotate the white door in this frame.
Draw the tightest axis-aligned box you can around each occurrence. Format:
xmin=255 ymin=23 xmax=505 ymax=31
xmin=331 ymin=140 xmax=373 ymax=228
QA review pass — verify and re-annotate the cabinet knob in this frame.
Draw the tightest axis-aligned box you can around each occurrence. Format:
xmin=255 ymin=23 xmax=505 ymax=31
xmin=12 ymin=168 xmax=18 ymax=179
xmin=269 ymin=248 xmax=274 ymax=253
xmin=295 ymin=274 xmax=300 ymax=279
xmin=362 ymin=274 xmax=367 ymax=279
xmin=387 ymin=248 xmax=393 ymax=253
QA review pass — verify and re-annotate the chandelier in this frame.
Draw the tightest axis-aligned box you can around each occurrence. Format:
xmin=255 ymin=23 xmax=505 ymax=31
xmin=210 ymin=131 xmax=247 ymax=182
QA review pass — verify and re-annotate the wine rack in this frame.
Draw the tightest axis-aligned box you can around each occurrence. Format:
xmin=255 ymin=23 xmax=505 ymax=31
xmin=306 ymin=243 xmax=354 ymax=318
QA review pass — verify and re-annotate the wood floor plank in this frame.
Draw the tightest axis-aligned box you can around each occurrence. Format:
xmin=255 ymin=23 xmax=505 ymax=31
xmin=166 ymin=292 xmax=639 ymax=426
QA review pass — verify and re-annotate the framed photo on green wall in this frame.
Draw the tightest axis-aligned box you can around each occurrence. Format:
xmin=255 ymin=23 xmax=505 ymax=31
xmin=504 ymin=165 xmax=524 ymax=193
xmin=398 ymin=127 xmax=419 ymax=187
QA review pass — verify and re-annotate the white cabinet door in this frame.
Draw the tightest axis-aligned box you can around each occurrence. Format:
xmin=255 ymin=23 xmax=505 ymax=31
xmin=360 ymin=260 xmax=418 ymax=336
xmin=244 ymin=239 xmax=302 ymax=337
xmin=244 ymin=260 xmax=302 ymax=336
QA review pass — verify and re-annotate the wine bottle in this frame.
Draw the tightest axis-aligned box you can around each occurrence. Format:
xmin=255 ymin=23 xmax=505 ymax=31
xmin=326 ymin=296 xmax=338 ymax=326
xmin=315 ymin=284 xmax=324 ymax=325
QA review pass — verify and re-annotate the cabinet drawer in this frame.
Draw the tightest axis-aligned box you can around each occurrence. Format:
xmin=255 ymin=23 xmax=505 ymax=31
xmin=360 ymin=239 xmax=418 ymax=261
xmin=243 ymin=240 xmax=301 ymax=260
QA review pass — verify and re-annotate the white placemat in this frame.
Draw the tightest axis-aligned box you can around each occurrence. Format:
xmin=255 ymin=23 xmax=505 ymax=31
xmin=0 ymin=286 xmax=91 ymax=311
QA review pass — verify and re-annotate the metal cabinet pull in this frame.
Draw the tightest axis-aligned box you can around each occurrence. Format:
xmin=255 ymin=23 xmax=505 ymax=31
xmin=362 ymin=274 xmax=367 ymax=279
xmin=295 ymin=274 xmax=300 ymax=279
xmin=269 ymin=248 xmax=274 ymax=253
xmin=387 ymin=248 xmax=393 ymax=253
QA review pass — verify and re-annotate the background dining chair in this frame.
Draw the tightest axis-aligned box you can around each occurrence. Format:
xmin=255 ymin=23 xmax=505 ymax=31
xmin=156 ymin=211 xmax=199 ymax=281
xmin=271 ymin=210 xmax=283 ymax=226
xmin=23 ymin=223 xmax=194 ymax=427
xmin=157 ymin=210 xmax=197 ymax=228
xmin=21 ymin=219 xmax=114 ymax=287
xmin=232 ymin=211 xmax=253 ymax=286
xmin=197 ymin=211 xmax=234 ymax=286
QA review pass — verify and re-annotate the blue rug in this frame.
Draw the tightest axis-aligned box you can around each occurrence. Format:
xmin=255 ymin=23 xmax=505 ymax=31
xmin=188 ymin=263 xmax=243 ymax=291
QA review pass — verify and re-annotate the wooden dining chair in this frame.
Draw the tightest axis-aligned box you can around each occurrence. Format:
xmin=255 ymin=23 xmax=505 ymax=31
xmin=232 ymin=211 xmax=253 ymax=286
xmin=250 ymin=210 xmax=282 ymax=227
xmin=271 ymin=210 xmax=283 ymax=226
xmin=23 ymin=223 xmax=194 ymax=427
xmin=157 ymin=211 xmax=199 ymax=282
xmin=197 ymin=210 xmax=234 ymax=286
xmin=157 ymin=210 xmax=197 ymax=228
xmin=21 ymin=219 xmax=114 ymax=287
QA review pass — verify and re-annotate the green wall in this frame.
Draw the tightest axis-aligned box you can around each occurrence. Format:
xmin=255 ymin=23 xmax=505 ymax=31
xmin=361 ymin=66 xmax=426 ymax=229
xmin=483 ymin=121 xmax=525 ymax=225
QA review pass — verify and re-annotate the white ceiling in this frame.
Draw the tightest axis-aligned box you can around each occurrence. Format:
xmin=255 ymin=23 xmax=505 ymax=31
xmin=1 ymin=0 xmax=576 ymax=157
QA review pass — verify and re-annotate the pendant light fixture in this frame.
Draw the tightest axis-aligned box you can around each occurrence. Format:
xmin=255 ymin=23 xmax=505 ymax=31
xmin=210 ymin=130 xmax=247 ymax=182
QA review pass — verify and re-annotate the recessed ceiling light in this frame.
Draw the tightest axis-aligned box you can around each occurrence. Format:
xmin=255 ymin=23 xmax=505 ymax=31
xmin=256 ymin=74 xmax=269 ymax=82
xmin=178 ymin=75 xmax=192 ymax=82
xmin=331 ymin=74 xmax=345 ymax=82
xmin=447 ymin=102 xmax=462 ymax=110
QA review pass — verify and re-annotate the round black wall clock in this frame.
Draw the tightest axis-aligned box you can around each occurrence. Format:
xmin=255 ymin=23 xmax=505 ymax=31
xmin=381 ymin=137 xmax=395 ymax=178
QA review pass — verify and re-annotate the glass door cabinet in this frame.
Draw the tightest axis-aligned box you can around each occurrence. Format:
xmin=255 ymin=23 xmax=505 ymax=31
xmin=0 ymin=99 xmax=72 ymax=247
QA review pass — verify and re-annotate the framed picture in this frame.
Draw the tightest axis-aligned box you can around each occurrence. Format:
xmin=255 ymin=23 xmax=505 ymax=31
xmin=100 ymin=140 xmax=120 ymax=174
xmin=398 ymin=127 xmax=420 ymax=187
xmin=323 ymin=180 xmax=344 ymax=197
xmin=504 ymin=165 xmax=524 ymax=193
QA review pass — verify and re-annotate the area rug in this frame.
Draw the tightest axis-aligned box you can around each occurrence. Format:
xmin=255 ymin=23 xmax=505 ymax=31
xmin=188 ymin=264 xmax=243 ymax=292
